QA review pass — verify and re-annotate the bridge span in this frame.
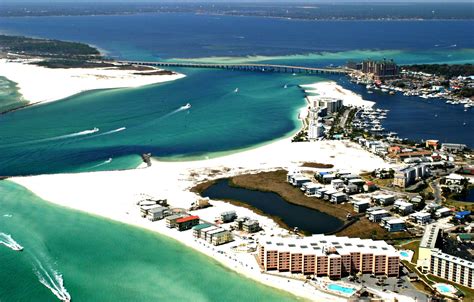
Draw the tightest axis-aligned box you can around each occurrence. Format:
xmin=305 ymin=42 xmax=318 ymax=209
xmin=118 ymin=60 xmax=351 ymax=75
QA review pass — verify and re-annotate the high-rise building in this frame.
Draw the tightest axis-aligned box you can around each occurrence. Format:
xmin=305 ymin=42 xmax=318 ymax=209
xmin=361 ymin=59 xmax=399 ymax=80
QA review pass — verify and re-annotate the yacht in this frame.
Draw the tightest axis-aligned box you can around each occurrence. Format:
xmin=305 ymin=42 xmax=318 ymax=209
xmin=181 ymin=103 xmax=191 ymax=110
xmin=234 ymin=88 xmax=239 ymax=93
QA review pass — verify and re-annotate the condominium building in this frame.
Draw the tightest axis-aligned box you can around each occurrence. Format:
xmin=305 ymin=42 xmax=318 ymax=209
xmin=430 ymin=249 xmax=474 ymax=288
xmin=257 ymin=235 xmax=399 ymax=279
xmin=417 ymin=224 xmax=442 ymax=272
xmin=393 ymin=164 xmax=430 ymax=188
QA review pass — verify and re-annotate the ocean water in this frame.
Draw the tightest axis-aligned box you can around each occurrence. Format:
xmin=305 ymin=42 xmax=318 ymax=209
xmin=0 ymin=13 xmax=473 ymax=301
xmin=0 ymin=181 xmax=301 ymax=302
xmin=0 ymin=76 xmax=26 ymax=113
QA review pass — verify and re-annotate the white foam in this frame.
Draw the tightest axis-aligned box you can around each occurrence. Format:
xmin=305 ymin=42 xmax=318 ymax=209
xmin=33 ymin=258 xmax=71 ymax=301
xmin=0 ymin=233 xmax=23 ymax=251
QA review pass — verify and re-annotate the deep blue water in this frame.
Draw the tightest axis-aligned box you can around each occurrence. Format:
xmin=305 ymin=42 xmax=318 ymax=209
xmin=0 ymin=13 xmax=473 ymax=176
xmin=201 ymin=179 xmax=343 ymax=234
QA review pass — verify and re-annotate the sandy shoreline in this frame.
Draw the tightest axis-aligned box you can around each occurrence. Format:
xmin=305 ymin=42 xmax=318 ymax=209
xmin=0 ymin=58 xmax=185 ymax=105
xmin=301 ymin=81 xmax=375 ymax=108
xmin=12 ymin=138 xmax=399 ymax=302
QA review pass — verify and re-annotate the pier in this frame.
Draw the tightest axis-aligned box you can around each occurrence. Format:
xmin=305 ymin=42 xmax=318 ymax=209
xmin=119 ymin=60 xmax=351 ymax=75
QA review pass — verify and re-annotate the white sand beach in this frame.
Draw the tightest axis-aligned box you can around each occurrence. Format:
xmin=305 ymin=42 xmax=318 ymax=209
xmin=301 ymin=81 xmax=375 ymax=108
xmin=0 ymin=58 xmax=185 ymax=105
xmin=11 ymin=138 xmax=407 ymax=302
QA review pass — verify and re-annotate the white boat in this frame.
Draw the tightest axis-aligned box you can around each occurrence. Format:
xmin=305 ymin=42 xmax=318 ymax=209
xmin=234 ymin=88 xmax=239 ymax=93
xmin=283 ymin=84 xmax=288 ymax=89
xmin=367 ymin=91 xmax=374 ymax=94
xmin=181 ymin=103 xmax=191 ymax=110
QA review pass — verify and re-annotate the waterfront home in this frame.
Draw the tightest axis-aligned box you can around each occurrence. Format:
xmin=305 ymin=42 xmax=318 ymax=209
xmin=409 ymin=212 xmax=432 ymax=225
xmin=383 ymin=218 xmax=405 ymax=232
xmin=166 ymin=214 xmax=186 ymax=228
xmin=314 ymin=188 xmax=328 ymax=199
xmin=353 ymin=200 xmax=370 ymax=213
xmin=372 ymin=194 xmax=395 ymax=206
xmin=331 ymin=192 xmax=348 ymax=204
xmin=291 ymin=175 xmax=312 ymax=187
xmin=435 ymin=207 xmax=452 ymax=218
xmin=303 ymin=183 xmax=322 ymax=196
xmin=257 ymin=234 xmax=400 ymax=278
xmin=348 ymin=178 xmax=365 ymax=188
xmin=200 ymin=226 xmax=221 ymax=242
xmin=176 ymin=215 xmax=200 ymax=231
xmin=146 ymin=206 xmax=170 ymax=222
xmin=192 ymin=223 xmax=213 ymax=238
xmin=369 ymin=209 xmax=390 ymax=222
xmin=242 ymin=220 xmax=260 ymax=233
xmin=393 ymin=200 xmax=414 ymax=216
xmin=220 ymin=211 xmax=237 ymax=223
xmin=324 ymin=189 xmax=339 ymax=201
xmin=331 ymin=179 xmax=345 ymax=189
xmin=210 ymin=229 xmax=233 ymax=246
xmin=425 ymin=139 xmax=439 ymax=150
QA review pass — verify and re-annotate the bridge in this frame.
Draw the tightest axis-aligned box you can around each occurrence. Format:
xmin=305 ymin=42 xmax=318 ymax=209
xmin=118 ymin=60 xmax=351 ymax=75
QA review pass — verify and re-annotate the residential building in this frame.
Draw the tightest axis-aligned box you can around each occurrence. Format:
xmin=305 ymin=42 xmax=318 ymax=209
xmin=210 ymin=229 xmax=233 ymax=246
xmin=384 ymin=219 xmax=405 ymax=232
xmin=417 ymin=224 xmax=442 ymax=272
xmin=369 ymin=209 xmax=390 ymax=222
xmin=257 ymin=235 xmax=400 ymax=278
xmin=192 ymin=223 xmax=213 ymax=238
xmin=242 ymin=220 xmax=260 ymax=233
xmin=372 ymin=194 xmax=395 ymax=206
xmin=308 ymin=120 xmax=325 ymax=140
xmin=393 ymin=200 xmax=414 ymax=215
xmin=146 ymin=206 xmax=170 ymax=221
xmin=220 ymin=211 xmax=237 ymax=223
xmin=393 ymin=164 xmax=430 ymax=188
xmin=441 ymin=143 xmax=467 ymax=153
xmin=435 ymin=207 xmax=452 ymax=218
xmin=361 ymin=59 xmax=399 ymax=80
xmin=303 ymin=183 xmax=322 ymax=196
xmin=354 ymin=200 xmax=370 ymax=213
xmin=430 ymin=249 xmax=474 ymax=288
xmin=315 ymin=97 xmax=343 ymax=115
xmin=331 ymin=179 xmax=345 ymax=189
xmin=323 ymin=189 xmax=338 ymax=201
xmin=409 ymin=212 xmax=432 ymax=225
xmin=425 ymin=139 xmax=439 ymax=150
xmin=363 ymin=181 xmax=377 ymax=192
xmin=445 ymin=173 xmax=467 ymax=186
xmin=330 ymin=192 xmax=348 ymax=204
xmin=176 ymin=215 xmax=200 ymax=231
xmin=165 ymin=214 xmax=185 ymax=228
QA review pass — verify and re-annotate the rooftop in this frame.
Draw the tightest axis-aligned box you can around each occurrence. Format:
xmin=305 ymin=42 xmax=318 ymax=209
xmin=420 ymin=224 xmax=441 ymax=249
xmin=176 ymin=215 xmax=200 ymax=224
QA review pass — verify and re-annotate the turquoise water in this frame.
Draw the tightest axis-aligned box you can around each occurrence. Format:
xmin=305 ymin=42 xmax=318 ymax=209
xmin=400 ymin=251 xmax=409 ymax=257
xmin=0 ymin=76 xmax=27 ymax=113
xmin=436 ymin=284 xmax=455 ymax=294
xmin=0 ymin=181 xmax=301 ymax=302
xmin=327 ymin=283 xmax=356 ymax=295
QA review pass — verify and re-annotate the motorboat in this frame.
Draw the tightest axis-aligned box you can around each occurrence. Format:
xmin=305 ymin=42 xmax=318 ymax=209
xmin=181 ymin=103 xmax=191 ymax=110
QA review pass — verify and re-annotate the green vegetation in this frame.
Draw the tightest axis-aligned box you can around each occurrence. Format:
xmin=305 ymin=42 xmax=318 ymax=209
xmin=404 ymin=64 xmax=474 ymax=78
xmin=0 ymin=34 xmax=101 ymax=58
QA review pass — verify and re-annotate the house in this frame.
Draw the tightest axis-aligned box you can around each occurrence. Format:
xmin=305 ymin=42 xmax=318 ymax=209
xmin=425 ymin=139 xmax=439 ymax=150
xmin=322 ymin=174 xmax=336 ymax=184
xmin=384 ymin=218 xmax=406 ymax=232
xmin=314 ymin=188 xmax=328 ymax=198
xmin=210 ymin=229 xmax=233 ymax=246
xmin=323 ymin=189 xmax=338 ymax=201
xmin=363 ymin=181 xmax=377 ymax=192
xmin=344 ymin=184 xmax=359 ymax=195
xmin=146 ymin=206 xmax=170 ymax=221
xmin=165 ymin=214 xmax=186 ymax=228
xmin=409 ymin=212 xmax=432 ymax=225
xmin=354 ymin=200 xmax=370 ymax=213
xmin=435 ymin=207 xmax=452 ymax=218
xmin=304 ymin=183 xmax=322 ymax=196
xmin=220 ymin=211 xmax=237 ymax=223
xmin=330 ymin=192 xmax=348 ymax=204
xmin=373 ymin=194 xmax=395 ymax=206
xmin=348 ymin=178 xmax=365 ymax=187
xmin=176 ymin=215 xmax=200 ymax=231
xmin=242 ymin=220 xmax=260 ymax=233
xmin=393 ymin=200 xmax=414 ymax=215
xmin=291 ymin=175 xmax=311 ymax=187
xmin=192 ymin=223 xmax=214 ymax=238
xmin=445 ymin=173 xmax=467 ymax=186
xmin=331 ymin=179 xmax=345 ymax=189
xmin=369 ymin=209 xmax=390 ymax=222
xmin=341 ymin=174 xmax=359 ymax=183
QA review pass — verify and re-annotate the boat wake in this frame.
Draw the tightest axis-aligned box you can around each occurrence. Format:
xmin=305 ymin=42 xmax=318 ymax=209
xmin=3 ymin=214 xmax=12 ymax=218
xmin=80 ymin=127 xmax=126 ymax=141
xmin=90 ymin=158 xmax=113 ymax=169
xmin=33 ymin=258 xmax=71 ymax=302
xmin=0 ymin=232 xmax=23 ymax=251
xmin=0 ymin=127 xmax=99 ymax=148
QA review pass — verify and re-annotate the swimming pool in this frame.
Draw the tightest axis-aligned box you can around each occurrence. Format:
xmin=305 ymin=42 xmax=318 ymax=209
xmin=327 ymin=283 xmax=356 ymax=295
xmin=434 ymin=283 xmax=457 ymax=295
xmin=400 ymin=251 xmax=409 ymax=257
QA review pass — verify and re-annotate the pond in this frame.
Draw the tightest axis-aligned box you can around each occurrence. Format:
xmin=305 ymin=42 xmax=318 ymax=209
xmin=201 ymin=179 xmax=343 ymax=234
